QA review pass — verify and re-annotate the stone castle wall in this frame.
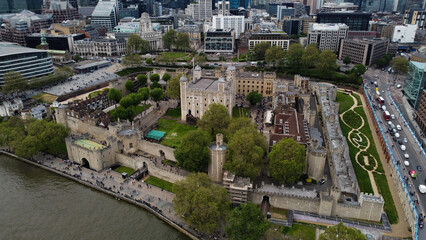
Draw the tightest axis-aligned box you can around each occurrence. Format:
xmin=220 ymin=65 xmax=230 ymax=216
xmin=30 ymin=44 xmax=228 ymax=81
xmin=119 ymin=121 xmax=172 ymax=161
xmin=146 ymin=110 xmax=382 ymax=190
xmin=139 ymin=141 xmax=176 ymax=162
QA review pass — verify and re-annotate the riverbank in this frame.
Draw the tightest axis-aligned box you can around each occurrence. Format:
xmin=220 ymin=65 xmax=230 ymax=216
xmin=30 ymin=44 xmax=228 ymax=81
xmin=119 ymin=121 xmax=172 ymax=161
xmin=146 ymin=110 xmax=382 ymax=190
xmin=0 ymin=150 xmax=201 ymax=240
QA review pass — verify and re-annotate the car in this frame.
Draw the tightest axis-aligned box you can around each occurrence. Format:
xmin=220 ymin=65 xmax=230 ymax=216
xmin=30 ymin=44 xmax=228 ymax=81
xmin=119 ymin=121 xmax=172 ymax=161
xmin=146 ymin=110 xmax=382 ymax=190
xmin=410 ymin=170 xmax=417 ymax=178
xmin=398 ymin=140 xmax=403 ymax=145
xmin=319 ymin=179 xmax=326 ymax=185
xmin=395 ymin=133 xmax=400 ymax=138
xmin=390 ymin=131 xmax=395 ymax=136
xmin=404 ymin=153 xmax=410 ymax=159
xmin=418 ymin=166 xmax=423 ymax=171
xmin=404 ymin=138 xmax=408 ymax=143
xmin=391 ymin=114 xmax=395 ymax=119
xmin=401 ymin=145 xmax=406 ymax=151
xmin=410 ymin=190 xmax=415 ymax=196
xmin=397 ymin=125 xmax=402 ymax=131
xmin=393 ymin=137 xmax=397 ymax=141
xmin=388 ymin=121 xmax=393 ymax=125
xmin=419 ymin=185 xmax=426 ymax=194
xmin=382 ymin=90 xmax=385 ymax=93
xmin=397 ymin=84 xmax=402 ymax=88
xmin=388 ymin=127 xmax=393 ymax=132
xmin=404 ymin=161 xmax=410 ymax=166
xmin=393 ymin=129 xmax=397 ymax=133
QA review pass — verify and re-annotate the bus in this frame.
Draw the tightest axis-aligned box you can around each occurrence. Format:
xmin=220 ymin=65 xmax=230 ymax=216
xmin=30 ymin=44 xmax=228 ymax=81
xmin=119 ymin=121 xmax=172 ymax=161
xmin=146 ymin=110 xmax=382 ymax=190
xmin=384 ymin=111 xmax=391 ymax=121
xmin=377 ymin=96 xmax=385 ymax=105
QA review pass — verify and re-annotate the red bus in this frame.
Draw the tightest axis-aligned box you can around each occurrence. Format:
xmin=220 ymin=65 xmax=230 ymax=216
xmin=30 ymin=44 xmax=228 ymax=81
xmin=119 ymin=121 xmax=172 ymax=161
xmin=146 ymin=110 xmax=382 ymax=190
xmin=384 ymin=111 xmax=390 ymax=121
xmin=377 ymin=96 xmax=385 ymax=105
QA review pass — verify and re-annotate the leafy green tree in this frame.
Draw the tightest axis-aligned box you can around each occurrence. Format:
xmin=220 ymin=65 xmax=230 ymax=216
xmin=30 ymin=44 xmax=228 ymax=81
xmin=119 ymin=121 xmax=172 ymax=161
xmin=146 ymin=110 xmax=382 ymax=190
xmin=246 ymin=91 xmax=262 ymax=106
xmin=119 ymin=96 xmax=133 ymax=108
xmin=150 ymin=88 xmax=164 ymax=102
xmin=287 ymin=43 xmax=304 ymax=71
xmin=125 ymin=80 xmax=134 ymax=92
xmin=301 ymin=44 xmax=320 ymax=69
xmin=316 ymin=49 xmax=338 ymax=78
xmin=162 ymin=29 xmax=177 ymax=50
xmin=150 ymin=81 xmax=161 ymax=89
xmin=376 ymin=57 xmax=388 ymax=68
xmin=252 ymin=42 xmax=271 ymax=60
xmin=392 ymin=57 xmax=409 ymax=74
xmin=137 ymin=74 xmax=148 ymax=85
xmin=138 ymin=87 xmax=150 ymax=101
xmin=126 ymin=33 xmax=150 ymax=54
xmin=265 ymin=45 xmax=285 ymax=67
xmin=173 ymin=173 xmax=230 ymax=233
xmin=167 ymin=74 xmax=181 ymax=99
xmin=162 ymin=72 xmax=171 ymax=81
xmin=73 ymin=54 xmax=83 ymax=62
xmin=343 ymin=56 xmax=351 ymax=65
xmin=2 ymin=71 xmax=28 ymax=93
xmin=122 ymin=54 xmax=141 ymax=66
xmin=268 ymin=138 xmax=306 ymax=184
xmin=225 ymin=127 xmax=267 ymax=180
xmin=145 ymin=58 xmax=153 ymax=64
xmin=174 ymin=130 xmax=211 ymax=172
xmin=226 ymin=118 xmax=257 ymax=141
xmin=176 ymin=32 xmax=190 ymax=51
xmin=107 ymin=88 xmax=122 ymax=104
xmin=195 ymin=53 xmax=207 ymax=64
xmin=197 ymin=103 xmax=231 ymax=137
xmin=226 ymin=202 xmax=270 ymax=240
xmin=319 ymin=223 xmax=367 ymax=240
xmin=351 ymin=64 xmax=367 ymax=77
xmin=150 ymin=73 xmax=160 ymax=82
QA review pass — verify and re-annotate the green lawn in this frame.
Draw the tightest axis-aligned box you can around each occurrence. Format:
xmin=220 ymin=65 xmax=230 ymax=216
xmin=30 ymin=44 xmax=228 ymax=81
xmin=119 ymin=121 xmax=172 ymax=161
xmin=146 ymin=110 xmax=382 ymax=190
xmin=161 ymin=52 xmax=188 ymax=59
xmin=145 ymin=176 xmax=174 ymax=192
xmin=342 ymin=110 xmax=363 ymax=129
xmin=282 ymin=224 xmax=316 ymax=240
xmin=353 ymin=93 xmax=363 ymax=106
xmin=165 ymin=107 xmax=181 ymax=118
xmin=114 ymin=166 xmax=135 ymax=175
xmin=336 ymin=92 xmax=354 ymax=114
xmin=115 ymin=66 xmax=153 ymax=76
xmin=157 ymin=119 xmax=197 ymax=148
xmin=232 ymin=107 xmax=250 ymax=118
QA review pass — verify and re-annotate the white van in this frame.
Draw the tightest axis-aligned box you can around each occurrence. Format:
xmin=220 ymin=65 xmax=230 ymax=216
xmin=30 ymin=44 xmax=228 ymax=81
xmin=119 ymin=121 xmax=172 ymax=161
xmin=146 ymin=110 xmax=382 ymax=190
xmin=382 ymin=106 xmax=386 ymax=111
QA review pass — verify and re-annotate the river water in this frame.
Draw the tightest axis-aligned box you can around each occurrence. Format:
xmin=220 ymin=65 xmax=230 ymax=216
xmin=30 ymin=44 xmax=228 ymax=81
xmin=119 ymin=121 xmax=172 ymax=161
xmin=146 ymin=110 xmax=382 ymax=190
xmin=0 ymin=154 xmax=189 ymax=240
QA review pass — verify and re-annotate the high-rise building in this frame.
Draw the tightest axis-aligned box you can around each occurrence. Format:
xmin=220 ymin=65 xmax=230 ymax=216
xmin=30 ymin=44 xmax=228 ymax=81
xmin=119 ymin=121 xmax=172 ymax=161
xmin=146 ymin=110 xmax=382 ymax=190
xmin=397 ymin=0 xmax=425 ymax=14
xmin=404 ymin=9 xmax=426 ymax=30
xmin=185 ymin=0 xmax=212 ymax=20
xmin=0 ymin=0 xmax=44 ymax=14
xmin=308 ymin=23 xmax=349 ymax=53
xmin=404 ymin=61 xmax=426 ymax=109
xmin=91 ymin=0 xmax=119 ymax=32
xmin=339 ymin=38 xmax=389 ymax=66
xmin=212 ymin=14 xmax=244 ymax=39
xmin=229 ymin=0 xmax=249 ymax=9
xmin=316 ymin=11 xmax=371 ymax=31
xmin=42 ymin=0 xmax=80 ymax=23
xmin=283 ymin=19 xmax=301 ymax=36
xmin=363 ymin=0 xmax=395 ymax=12
xmin=205 ymin=29 xmax=235 ymax=53
xmin=277 ymin=5 xmax=295 ymax=20
xmin=218 ymin=0 xmax=230 ymax=15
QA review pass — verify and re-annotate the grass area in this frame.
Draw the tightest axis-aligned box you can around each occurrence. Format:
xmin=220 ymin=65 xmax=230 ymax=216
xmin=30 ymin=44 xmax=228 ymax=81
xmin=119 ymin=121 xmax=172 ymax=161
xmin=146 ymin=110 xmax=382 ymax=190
xmin=232 ymin=107 xmax=250 ymax=118
xmin=165 ymin=107 xmax=181 ymax=118
xmin=270 ymin=207 xmax=288 ymax=220
xmin=88 ymin=89 xmax=108 ymax=98
xmin=342 ymin=110 xmax=363 ymax=129
xmin=157 ymin=119 xmax=197 ymax=148
xmin=114 ymin=166 xmax=136 ymax=175
xmin=162 ymin=159 xmax=178 ymax=167
xmin=336 ymin=92 xmax=354 ymax=114
xmin=115 ymin=66 xmax=153 ymax=76
xmin=282 ymin=224 xmax=316 ymax=240
xmin=353 ymin=93 xmax=363 ymax=106
xmin=145 ymin=176 xmax=174 ymax=192
xmin=32 ymin=93 xmax=58 ymax=104
xmin=160 ymin=52 xmax=188 ymax=59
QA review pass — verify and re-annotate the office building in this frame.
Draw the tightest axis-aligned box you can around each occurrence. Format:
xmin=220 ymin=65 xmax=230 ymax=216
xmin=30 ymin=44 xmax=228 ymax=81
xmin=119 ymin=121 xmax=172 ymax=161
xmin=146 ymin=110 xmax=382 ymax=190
xmin=392 ymin=24 xmax=417 ymax=43
xmin=205 ymin=29 xmax=235 ymax=53
xmin=151 ymin=15 xmax=177 ymax=33
xmin=316 ymin=11 xmax=371 ymax=31
xmin=218 ymin=0 xmax=230 ymax=15
xmin=72 ymin=37 xmax=126 ymax=57
xmin=91 ymin=0 xmax=119 ymax=32
xmin=283 ymin=19 xmax=301 ymax=36
xmin=0 ymin=10 xmax=52 ymax=46
xmin=277 ymin=6 xmax=295 ymax=20
xmin=321 ymin=2 xmax=358 ymax=12
xmin=185 ymin=0 xmax=212 ymax=20
xmin=308 ymin=23 xmax=349 ymax=53
xmin=404 ymin=61 xmax=426 ymax=109
xmin=113 ymin=21 xmax=140 ymax=38
xmin=26 ymin=32 xmax=85 ymax=51
xmin=339 ymin=38 xmax=389 ymax=66
xmin=0 ymin=0 xmax=44 ymax=14
xmin=248 ymin=31 xmax=290 ymax=50
xmin=235 ymin=71 xmax=276 ymax=96
xmin=404 ymin=9 xmax=426 ymax=30
xmin=397 ymin=0 xmax=425 ymax=14
xmin=299 ymin=15 xmax=316 ymax=34
xmin=177 ymin=24 xmax=201 ymax=50
xmin=212 ymin=14 xmax=244 ymax=39
xmin=138 ymin=12 xmax=163 ymax=50
xmin=229 ymin=0 xmax=249 ymax=9
xmin=49 ymin=20 xmax=86 ymax=35
xmin=363 ymin=0 xmax=395 ymax=12
xmin=0 ymin=42 xmax=54 ymax=86
xmin=42 ymin=0 xmax=79 ymax=23
xmin=415 ymin=90 xmax=426 ymax=133
xmin=118 ymin=7 xmax=139 ymax=20
xmin=347 ymin=31 xmax=380 ymax=39
xmin=370 ymin=22 xmax=394 ymax=39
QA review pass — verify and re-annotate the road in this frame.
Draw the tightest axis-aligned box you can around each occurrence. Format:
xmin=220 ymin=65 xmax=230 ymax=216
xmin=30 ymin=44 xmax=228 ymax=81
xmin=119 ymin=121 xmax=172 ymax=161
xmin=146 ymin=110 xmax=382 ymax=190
xmin=364 ymin=68 xmax=424 ymax=238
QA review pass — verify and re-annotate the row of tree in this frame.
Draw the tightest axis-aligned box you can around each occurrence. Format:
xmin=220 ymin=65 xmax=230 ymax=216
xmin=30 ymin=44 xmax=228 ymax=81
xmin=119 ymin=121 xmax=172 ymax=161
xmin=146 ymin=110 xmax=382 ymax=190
xmin=162 ymin=30 xmax=191 ymax=51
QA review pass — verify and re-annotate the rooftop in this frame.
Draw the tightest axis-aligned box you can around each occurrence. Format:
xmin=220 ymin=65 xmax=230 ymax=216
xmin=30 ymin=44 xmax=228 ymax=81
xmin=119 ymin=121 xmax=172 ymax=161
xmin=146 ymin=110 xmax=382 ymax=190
xmin=310 ymin=23 xmax=349 ymax=31
xmin=411 ymin=61 xmax=426 ymax=71
xmin=92 ymin=1 xmax=117 ymax=17
xmin=74 ymin=139 xmax=106 ymax=150
xmin=0 ymin=42 xmax=47 ymax=58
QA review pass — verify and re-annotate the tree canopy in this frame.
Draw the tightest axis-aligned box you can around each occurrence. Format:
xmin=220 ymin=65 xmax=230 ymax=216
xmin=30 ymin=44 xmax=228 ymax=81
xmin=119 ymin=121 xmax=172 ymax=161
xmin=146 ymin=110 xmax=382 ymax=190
xmin=125 ymin=80 xmax=134 ymax=92
xmin=176 ymin=32 xmax=190 ymax=51
xmin=150 ymin=88 xmax=164 ymax=102
xmin=392 ymin=57 xmax=409 ymax=74
xmin=225 ymin=126 xmax=268 ymax=180
xmin=2 ymin=71 xmax=28 ymax=93
xmin=167 ymin=74 xmax=181 ymax=99
xmin=173 ymin=173 xmax=230 ymax=233
xmin=225 ymin=202 xmax=270 ymax=240
xmin=107 ymin=88 xmax=122 ymax=103
xmin=145 ymin=58 xmax=153 ymax=64
xmin=150 ymin=73 xmax=160 ymax=81
xmin=301 ymin=44 xmax=320 ymax=69
xmin=226 ymin=117 xmax=257 ymax=141
xmin=162 ymin=30 xmax=177 ymax=50
xmin=174 ymin=130 xmax=211 ymax=172
xmin=343 ymin=56 xmax=351 ymax=65
xmin=162 ymin=72 xmax=171 ymax=81
xmin=137 ymin=74 xmax=147 ymax=85
xmin=197 ymin=103 xmax=231 ymax=138
xmin=126 ymin=33 xmax=150 ymax=54
xmin=246 ymin=91 xmax=262 ymax=105
xmin=122 ymin=54 xmax=141 ymax=66
xmin=138 ymin=87 xmax=150 ymax=101
xmin=287 ymin=43 xmax=304 ymax=71
xmin=252 ymin=42 xmax=271 ymax=60
xmin=319 ymin=223 xmax=367 ymax=240
xmin=316 ymin=49 xmax=338 ymax=78
xmin=265 ymin=45 xmax=285 ymax=67
xmin=268 ymin=138 xmax=306 ymax=184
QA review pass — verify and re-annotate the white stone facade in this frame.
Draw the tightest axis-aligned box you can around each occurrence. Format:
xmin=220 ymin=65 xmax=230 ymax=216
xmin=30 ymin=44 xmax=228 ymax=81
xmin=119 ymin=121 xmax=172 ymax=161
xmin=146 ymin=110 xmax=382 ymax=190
xmin=138 ymin=13 xmax=163 ymax=50
xmin=308 ymin=23 xmax=349 ymax=53
xmin=72 ymin=38 xmax=126 ymax=57
xmin=212 ymin=14 xmax=244 ymax=39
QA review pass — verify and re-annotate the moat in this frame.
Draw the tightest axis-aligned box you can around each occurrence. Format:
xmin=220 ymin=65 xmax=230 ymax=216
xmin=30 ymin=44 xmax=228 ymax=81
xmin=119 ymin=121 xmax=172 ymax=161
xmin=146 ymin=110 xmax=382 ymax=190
xmin=0 ymin=154 xmax=189 ymax=240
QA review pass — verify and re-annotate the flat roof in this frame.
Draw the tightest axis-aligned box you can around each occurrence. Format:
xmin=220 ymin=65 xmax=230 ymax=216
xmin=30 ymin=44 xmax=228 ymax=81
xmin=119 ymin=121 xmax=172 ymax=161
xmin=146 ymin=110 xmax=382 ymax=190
xmin=145 ymin=130 xmax=166 ymax=140
xmin=411 ymin=61 xmax=426 ymax=71
xmin=74 ymin=60 xmax=111 ymax=70
xmin=0 ymin=42 xmax=47 ymax=57
xmin=74 ymin=139 xmax=106 ymax=150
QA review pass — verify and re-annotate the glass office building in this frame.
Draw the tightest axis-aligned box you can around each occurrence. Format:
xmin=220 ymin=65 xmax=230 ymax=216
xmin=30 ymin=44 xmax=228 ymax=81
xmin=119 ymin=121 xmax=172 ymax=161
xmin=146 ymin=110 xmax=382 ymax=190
xmin=404 ymin=61 xmax=426 ymax=109
xmin=316 ymin=12 xmax=372 ymax=31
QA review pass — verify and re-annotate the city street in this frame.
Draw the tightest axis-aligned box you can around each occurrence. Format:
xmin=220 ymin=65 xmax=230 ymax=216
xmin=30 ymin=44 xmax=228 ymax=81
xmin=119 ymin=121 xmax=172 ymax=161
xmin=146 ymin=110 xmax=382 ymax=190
xmin=364 ymin=68 xmax=425 ymax=238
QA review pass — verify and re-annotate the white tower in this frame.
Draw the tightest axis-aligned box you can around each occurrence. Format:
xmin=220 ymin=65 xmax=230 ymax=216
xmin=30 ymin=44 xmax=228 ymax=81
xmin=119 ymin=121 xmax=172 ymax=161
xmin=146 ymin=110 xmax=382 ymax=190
xmin=139 ymin=12 xmax=152 ymax=34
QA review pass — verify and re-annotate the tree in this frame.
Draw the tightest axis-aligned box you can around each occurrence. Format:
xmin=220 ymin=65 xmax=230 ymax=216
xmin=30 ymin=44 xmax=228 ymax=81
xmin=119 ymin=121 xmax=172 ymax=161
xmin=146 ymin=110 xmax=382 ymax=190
xmin=125 ymin=80 xmax=134 ymax=92
xmin=246 ymin=91 xmax=262 ymax=106
xmin=150 ymin=88 xmax=164 ymax=102
xmin=73 ymin=54 xmax=83 ymax=62
xmin=127 ymin=33 xmax=150 ymax=54
xmin=252 ymin=42 xmax=271 ymax=60
xmin=316 ymin=49 xmax=338 ymax=78
xmin=265 ymin=45 xmax=285 ymax=67
xmin=2 ymin=71 xmax=28 ymax=93
xmin=150 ymin=73 xmax=160 ymax=82
xmin=162 ymin=29 xmax=177 ymax=50
xmin=286 ymin=43 xmax=304 ymax=71
xmin=343 ymin=56 xmax=351 ymax=65
xmin=319 ymin=223 xmax=367 ymax=240
xmin=167 ymin=74 xmax=181 ymax=99
xmin=176 ymin=32 xmax=190 ymax=51
xmin=122 ymin=54 xmax=141 ymax=66
xmin=225 ymin=202 xmax=270 ymax=240
xmin=173 ymin=173 xmax=230 ymax=233
xmin=268 ymin=138 xmax=306 ymax=184
xmin=145 ymin=58 xmax=152 ymax=64
xmin=351 ymin=64 xmax=367 ymax=77
xmin=138 ymin=87 xmax=150 ymax=101
xmin=195 ymin=53 xmax=207 ymax=64
xmin=150 ymin=81 xmax=161 ymax=89
xmin=226 ymin=118 xmax=257 ymax=141
xmin=174 ymin=130 xmax=211 ymax=172
xmin=119 ymin=96 xmax=134 ymax=108
xmin=162 ymin=72 xmax=171 ymax=81
xmin=393 ymin=57 xmax=409 ymax=74
xmin=107 ymin=88 xmax=122 ymax=104
xmin=376 ymin=57 xmax=388 ymax=68
xmin=301 ymin=44 xmax=320 ymax=69
xmin=137 ymin=74 xmax=148 ymax=85
xmin=225 ymin=127 xmax=267 ymax=180
xmin=197 ymin=103 xmax=231 ymax=137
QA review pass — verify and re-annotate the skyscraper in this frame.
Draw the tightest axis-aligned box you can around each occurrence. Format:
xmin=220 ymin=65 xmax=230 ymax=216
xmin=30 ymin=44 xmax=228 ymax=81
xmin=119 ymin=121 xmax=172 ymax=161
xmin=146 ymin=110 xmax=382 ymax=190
xmin=397 ymin=0 xmax=425 ymax=13
xmin=0 ymin=0 xmax=43 ymax=14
